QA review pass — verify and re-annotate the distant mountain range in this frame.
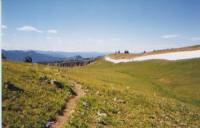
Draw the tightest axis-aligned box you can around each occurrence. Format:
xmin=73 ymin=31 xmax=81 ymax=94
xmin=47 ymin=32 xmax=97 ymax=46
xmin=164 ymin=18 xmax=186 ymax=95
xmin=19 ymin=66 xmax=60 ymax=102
xmin=36 ymin=50 xmax=106 ymax=58
xmin=2 ymin=50 xmax=106 ymax=63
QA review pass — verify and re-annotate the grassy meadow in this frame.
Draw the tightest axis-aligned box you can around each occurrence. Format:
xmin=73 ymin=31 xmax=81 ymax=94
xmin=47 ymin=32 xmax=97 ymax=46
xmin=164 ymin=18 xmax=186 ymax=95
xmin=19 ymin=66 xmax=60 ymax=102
xmin=64 ymin=58 xmax=200 ymax=127
xmin=2 ymin=58 xmax=200 ymax=127
xmin=2 ymin=61 xmax=75 ymax=128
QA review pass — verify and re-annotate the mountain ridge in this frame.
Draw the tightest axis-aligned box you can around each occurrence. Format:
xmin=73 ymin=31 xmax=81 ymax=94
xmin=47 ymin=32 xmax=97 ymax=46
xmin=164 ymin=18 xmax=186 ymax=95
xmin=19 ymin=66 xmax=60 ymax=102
xmin=2 ymin=49 xmax=106 ymax=62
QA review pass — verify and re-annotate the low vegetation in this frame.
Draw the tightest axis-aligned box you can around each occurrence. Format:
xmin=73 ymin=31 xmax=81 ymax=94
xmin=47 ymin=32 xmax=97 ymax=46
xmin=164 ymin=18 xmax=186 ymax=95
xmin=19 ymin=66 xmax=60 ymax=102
xmin=64 ymin=58 xmax=200 ymax=127
xmin=3 ymin=52 xmax=200 ymax=127
xmin=2 ymin=61 xmax=75 ymax=128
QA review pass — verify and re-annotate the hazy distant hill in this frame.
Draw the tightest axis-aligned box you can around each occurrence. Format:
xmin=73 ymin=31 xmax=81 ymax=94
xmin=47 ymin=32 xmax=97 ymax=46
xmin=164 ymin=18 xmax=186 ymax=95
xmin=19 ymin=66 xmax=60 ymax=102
xmin=2 ymin=50 xmax=106 ymax=62
xmin=2 ymin=50 xmax=64 ymax=62
xmin=37 ymin=50 xmax=106 ymax=58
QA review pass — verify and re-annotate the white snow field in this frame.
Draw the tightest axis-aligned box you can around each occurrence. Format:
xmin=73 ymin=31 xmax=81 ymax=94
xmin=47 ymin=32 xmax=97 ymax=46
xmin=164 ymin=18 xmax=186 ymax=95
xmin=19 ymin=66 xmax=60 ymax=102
xmin=105 ymin=50 xmax=200 ymax=63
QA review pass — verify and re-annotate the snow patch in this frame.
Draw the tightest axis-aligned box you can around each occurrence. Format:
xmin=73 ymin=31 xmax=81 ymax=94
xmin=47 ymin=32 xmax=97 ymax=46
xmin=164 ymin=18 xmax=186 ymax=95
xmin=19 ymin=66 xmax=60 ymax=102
xmin=105 ymin=50 xmax=200 ymax=63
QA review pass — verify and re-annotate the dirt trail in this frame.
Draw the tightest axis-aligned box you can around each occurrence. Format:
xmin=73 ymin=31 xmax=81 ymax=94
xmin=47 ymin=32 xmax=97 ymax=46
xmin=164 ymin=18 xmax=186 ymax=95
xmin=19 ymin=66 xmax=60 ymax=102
xmin=51 ymin=83 xmax=85 ymax=128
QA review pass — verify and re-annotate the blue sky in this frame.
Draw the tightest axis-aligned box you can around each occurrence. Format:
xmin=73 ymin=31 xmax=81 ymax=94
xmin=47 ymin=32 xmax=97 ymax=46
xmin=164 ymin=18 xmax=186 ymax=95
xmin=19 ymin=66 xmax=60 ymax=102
xmin=2 ymin=0 xmax=200 ymax=52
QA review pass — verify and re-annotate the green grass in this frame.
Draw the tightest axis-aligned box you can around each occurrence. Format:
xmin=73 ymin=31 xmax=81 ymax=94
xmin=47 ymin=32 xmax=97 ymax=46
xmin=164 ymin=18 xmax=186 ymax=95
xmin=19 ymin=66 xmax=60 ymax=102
xmin=3 ymin=58 xmax=200 ymax=127
xmin=64 ymin=59 xmax=200 ymax=127
xmin=2 ymin=61 xmax=75 ymax=128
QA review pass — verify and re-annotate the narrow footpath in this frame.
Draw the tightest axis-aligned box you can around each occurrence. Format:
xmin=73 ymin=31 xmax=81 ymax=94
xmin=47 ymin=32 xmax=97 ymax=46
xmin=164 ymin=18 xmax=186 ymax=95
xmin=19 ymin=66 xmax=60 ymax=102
xmin=51 ymin=83 xmax=85 ymax=128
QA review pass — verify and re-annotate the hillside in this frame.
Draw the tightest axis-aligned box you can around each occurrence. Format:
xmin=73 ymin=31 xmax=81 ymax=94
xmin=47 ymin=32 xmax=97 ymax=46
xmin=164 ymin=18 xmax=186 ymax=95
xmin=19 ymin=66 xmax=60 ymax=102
xmin=64 ymin=58 xmax=200 ymax=127
xmin=2 ymin=61 xmax=76 ymax=127
xmin=3 ymin=0 xmax=200 ymax=127
xmin=3 ymin=57 xmax=200 ymax=127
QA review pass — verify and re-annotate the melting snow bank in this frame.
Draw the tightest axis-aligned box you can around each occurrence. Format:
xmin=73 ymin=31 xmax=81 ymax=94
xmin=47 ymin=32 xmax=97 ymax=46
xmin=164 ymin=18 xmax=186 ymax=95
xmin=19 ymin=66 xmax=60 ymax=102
xmin=105 ymin=50 xmax=200 ymax=63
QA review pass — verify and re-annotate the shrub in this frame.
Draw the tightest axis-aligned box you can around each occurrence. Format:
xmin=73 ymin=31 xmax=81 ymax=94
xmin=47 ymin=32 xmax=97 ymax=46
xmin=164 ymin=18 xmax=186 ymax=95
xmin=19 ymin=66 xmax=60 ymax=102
xmin=24 ymin=56 xmax=32 ymax=63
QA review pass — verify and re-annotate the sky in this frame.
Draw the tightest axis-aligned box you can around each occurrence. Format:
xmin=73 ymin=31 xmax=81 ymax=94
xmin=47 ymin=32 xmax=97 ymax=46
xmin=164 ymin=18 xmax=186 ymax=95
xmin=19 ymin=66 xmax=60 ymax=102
xmin=2 ymin=0 xmax=200 ymax=52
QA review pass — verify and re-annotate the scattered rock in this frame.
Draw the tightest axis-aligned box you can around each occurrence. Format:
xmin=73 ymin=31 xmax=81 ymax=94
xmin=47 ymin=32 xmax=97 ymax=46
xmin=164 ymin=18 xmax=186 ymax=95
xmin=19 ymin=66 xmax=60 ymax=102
xmin=97 ymin=116 xmax=110 ymax=125
xmin=96 ymin=91 xmax=100 ymax=95
xmin=67 ymin=86 xmax=77 ymax=96
xmin=118 ymin=99 xmax=126 ymax=104
xmin=97 ymin=117 xmax=107 ymax=125
xmin=45 ymin=121 xmax=55 ymax=128
xmin=113 ymin=97 xmax=126 ymax=104
xmin=49 ymin=80 xmax=65 ymax=89
xmin=49 ymin=80 xmax=56 ymax=85
xmin=97 ymin=110 xmax=107 ymax=117
xmin=40 ymin=76 xmax=69 ymax=90
xmin=82 ymin=101 xmax=90 ymax=108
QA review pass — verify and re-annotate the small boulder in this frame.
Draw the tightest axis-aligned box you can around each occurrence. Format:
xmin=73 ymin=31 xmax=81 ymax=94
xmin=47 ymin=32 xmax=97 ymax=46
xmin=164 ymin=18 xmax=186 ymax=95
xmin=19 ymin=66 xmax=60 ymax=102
xmin=113 ymin=97 xmax=126 ymax=104
xmin=49 ymin=80 xmax=56 ymax=85
xmin=97 ymin=110 xmax=107 ymax=117
xmin=82 ymin=101 xmax=90 ymax=108
xmin=96 ymin=91 xmax=101 ymax=96
xmin=45 ymin=121 xmax=55 ymax=128
xmin=49 ymin=80 xmax=65 ymax=89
